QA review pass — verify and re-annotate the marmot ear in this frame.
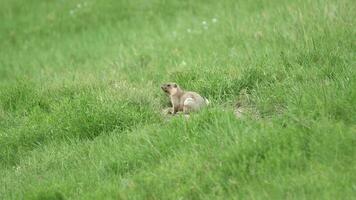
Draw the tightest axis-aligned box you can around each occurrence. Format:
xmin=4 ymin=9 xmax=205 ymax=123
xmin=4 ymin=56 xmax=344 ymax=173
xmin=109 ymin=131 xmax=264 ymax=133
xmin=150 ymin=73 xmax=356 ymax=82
xmin=174 ymin=84 xmax=177 ymax=88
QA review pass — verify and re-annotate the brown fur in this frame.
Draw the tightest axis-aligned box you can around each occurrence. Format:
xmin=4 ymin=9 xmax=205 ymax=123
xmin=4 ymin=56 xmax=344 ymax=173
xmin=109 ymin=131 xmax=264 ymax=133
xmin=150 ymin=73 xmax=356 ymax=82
xmin=161 ymin=83 xmax=208 ymax=114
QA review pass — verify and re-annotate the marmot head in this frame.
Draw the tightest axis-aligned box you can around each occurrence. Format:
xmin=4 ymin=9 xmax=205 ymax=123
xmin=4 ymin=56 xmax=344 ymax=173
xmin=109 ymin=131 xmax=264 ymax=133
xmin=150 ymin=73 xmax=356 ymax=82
xmin=161 ymin=83 xmax=180 ymax=95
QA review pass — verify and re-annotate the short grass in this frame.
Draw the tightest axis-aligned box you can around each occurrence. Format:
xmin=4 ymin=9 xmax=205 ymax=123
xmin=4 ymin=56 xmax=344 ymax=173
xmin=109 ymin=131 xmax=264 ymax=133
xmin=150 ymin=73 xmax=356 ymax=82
xmin=0 ymin=0 xmax=355 ymax=199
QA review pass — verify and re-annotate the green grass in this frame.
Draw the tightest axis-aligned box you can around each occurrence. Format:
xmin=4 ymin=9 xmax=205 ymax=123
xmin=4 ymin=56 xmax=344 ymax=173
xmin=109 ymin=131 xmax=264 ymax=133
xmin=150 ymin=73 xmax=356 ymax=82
xmin=1 ymin=0 xmax=355 ymax=199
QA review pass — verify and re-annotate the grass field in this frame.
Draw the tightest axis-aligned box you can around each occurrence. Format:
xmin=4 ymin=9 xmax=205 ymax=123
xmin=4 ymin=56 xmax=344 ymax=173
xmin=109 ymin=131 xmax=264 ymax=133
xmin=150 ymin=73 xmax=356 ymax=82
xmin=1 ymin=0 xmax=355 ymax=199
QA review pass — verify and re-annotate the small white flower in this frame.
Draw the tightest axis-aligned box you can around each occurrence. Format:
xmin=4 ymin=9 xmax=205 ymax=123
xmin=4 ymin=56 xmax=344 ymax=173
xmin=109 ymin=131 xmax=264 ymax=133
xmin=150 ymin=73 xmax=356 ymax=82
xmin=69 ymin=10 xmax=75 ymax=15
xmin=15 ymin=165 xmax=21 ymax=173
xmin=187 ymin=28 xmax=191 ymax=33
xmin=181 ymin=61 xmax=187 ymax=66
xmin=202 ymin=21 xmax=207 ymax=25
xmin=77 ymin=3 xmax=82 ymax=8
xmin=212 ymin=18 xmax=217 ymax=23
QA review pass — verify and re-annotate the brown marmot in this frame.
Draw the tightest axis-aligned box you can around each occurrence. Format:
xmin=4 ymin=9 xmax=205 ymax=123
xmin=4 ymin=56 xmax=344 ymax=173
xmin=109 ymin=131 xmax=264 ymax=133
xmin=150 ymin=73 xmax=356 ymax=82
xmin=161 ymin=83 xmax=209 ymax=114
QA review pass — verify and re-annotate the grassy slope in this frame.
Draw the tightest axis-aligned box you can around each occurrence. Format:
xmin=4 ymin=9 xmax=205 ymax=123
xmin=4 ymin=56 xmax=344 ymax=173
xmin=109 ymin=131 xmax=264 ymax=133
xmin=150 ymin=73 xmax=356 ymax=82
xmin=0 ymin=0 xmax=355 ymax=199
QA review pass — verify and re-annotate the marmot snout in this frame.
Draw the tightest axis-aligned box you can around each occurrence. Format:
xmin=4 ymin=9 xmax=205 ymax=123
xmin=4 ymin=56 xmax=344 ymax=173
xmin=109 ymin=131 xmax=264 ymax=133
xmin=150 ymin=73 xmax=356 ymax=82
xmin=161 ymin=83 xmax=178 ymax=95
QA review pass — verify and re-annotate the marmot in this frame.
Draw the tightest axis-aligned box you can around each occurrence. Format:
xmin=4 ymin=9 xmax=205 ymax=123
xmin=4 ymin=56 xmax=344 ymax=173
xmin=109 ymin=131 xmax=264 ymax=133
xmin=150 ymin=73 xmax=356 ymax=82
xmin=161 ymin=83 xmax=209 ymax=114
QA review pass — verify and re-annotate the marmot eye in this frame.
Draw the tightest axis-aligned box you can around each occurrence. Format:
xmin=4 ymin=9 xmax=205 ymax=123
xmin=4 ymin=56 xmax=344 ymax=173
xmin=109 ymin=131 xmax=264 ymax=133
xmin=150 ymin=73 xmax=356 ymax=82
xmin=167 ymin=84 xmax=171 ymax=87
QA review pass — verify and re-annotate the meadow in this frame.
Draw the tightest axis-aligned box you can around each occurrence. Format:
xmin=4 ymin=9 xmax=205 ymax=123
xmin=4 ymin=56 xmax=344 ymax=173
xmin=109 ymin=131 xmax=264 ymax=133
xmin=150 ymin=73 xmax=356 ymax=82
xmin=0 ymin=0 xmax=355 ymax=199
